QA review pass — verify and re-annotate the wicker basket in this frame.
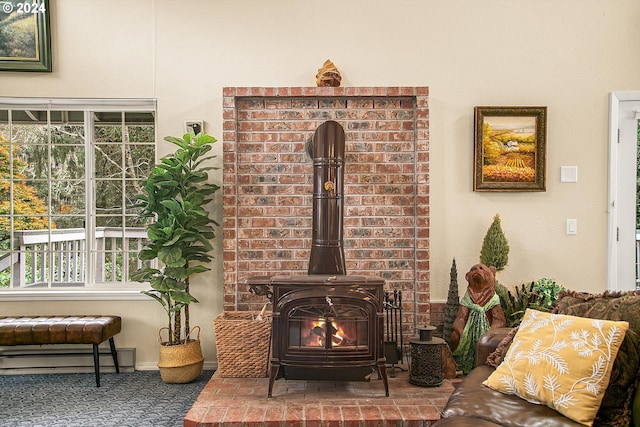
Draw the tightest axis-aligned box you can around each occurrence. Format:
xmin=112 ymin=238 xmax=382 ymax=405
xmin=157 ymin=326 xmax=205 ymax=384
xmin=213 ymin=311 xmax=272 ymax=377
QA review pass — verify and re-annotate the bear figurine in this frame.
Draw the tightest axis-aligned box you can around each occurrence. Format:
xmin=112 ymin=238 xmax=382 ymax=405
xmin=451 ymin=263 xmax=506 ymax=374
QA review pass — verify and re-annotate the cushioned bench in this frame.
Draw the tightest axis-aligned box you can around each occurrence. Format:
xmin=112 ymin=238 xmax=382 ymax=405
xmin=0 ymin=315 xmax=121 ymax=387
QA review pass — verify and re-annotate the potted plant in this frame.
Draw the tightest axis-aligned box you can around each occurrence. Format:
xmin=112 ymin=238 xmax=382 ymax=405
xmin=131 ymin=130 xmax=220 ymax=383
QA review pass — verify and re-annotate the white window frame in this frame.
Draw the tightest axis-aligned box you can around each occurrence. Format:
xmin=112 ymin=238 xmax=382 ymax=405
xmin=0 ymin=97 xmax=157 ymax=301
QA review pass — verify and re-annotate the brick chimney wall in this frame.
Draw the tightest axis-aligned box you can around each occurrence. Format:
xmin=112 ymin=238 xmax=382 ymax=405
xmin=222 ymin=86 xmax=430 ymax=330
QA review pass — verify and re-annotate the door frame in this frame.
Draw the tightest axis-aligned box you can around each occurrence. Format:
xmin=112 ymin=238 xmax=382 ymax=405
xmin=607 ymin=91 xmax=640 ymax=290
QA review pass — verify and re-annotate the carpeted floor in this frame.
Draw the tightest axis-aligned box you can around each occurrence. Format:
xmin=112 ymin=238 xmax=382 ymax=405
xmin=0 ymin=370 xmax=214 ymax=427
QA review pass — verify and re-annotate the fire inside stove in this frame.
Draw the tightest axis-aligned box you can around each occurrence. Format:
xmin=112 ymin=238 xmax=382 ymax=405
xmin=289 ymin=304 xmax=369 ymax=349
xmin=302 ymin=318 xmax=354 ymax=347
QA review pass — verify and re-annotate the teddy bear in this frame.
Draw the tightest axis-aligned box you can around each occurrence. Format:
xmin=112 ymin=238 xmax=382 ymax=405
xmin=451 ymin=263 xmax=506 ymax=373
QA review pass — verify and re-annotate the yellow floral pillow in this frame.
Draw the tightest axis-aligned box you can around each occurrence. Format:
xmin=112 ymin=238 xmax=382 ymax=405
xmin=483 ymin=309 xmax=629 ymax=426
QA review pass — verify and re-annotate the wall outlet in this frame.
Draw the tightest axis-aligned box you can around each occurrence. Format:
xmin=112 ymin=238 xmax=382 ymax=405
xmin=185 ymin=121 xmax=204 ymax=134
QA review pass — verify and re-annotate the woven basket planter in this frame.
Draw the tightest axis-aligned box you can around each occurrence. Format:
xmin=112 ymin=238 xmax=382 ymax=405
xmin=213 ymin=311 xmax=271 ymax=377
xmin=157 ymin=326 xmax=205 ymax=384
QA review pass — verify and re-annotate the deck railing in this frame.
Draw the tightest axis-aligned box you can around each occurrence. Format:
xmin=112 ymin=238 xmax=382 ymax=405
xmin=2 ymin=227 xmax=150 ymax=288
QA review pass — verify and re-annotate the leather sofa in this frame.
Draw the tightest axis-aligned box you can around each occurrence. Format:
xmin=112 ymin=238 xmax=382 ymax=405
xmin=434 ymin=290 xmax=640 ymax=427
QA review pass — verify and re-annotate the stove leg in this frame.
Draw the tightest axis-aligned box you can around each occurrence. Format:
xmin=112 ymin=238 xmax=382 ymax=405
xmin=267 ymin=362 xmax=279 ymax=397
xmin=377 ymin=359 xmax=390 ymax=397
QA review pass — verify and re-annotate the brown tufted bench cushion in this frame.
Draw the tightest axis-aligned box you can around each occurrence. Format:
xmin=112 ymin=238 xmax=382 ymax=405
xmin=0 ymin=315 xmax=121 ymax=387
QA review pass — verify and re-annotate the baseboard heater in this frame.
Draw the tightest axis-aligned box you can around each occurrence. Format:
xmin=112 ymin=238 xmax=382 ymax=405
xmin=0 ymin=345 xmax=135 ymax=375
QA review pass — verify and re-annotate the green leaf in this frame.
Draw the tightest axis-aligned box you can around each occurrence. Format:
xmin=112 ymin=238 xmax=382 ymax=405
xmin=158 ymin=246 xmax=185 ymax=267
xmin=130 ymin=267 xmax=161 ymax=281
xmin=164 ymin=266 xmax=188 ymax=279
xmin=186 ymin=265 xmax=210 ymax=275
xmin=141 ymin=290 xmax=168 ymax=308
xmin=164 ymin=135 xmax=189 ymax=149
xmin=160 ymin=199 xmax=182 ymax=214
xmin=170 ymin=290 xmax=198 ymax=304
xmin=137 ymin=249 xmax=159 ymax=261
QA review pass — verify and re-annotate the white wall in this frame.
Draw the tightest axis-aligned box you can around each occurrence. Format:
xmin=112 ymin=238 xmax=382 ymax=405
xmin=1 ymin=0 xmax=639 ymax=368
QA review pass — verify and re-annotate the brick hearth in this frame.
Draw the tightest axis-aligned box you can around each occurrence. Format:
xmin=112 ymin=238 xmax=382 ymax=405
xmin=184 ymin=366 xmax=454 ymax=427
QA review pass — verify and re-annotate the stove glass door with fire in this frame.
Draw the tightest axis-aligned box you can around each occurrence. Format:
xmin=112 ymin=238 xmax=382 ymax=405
xmin=267 ymin=275 xmax=388 ymax=397
xmin=287 ymin=297 xmax=372 ymax=359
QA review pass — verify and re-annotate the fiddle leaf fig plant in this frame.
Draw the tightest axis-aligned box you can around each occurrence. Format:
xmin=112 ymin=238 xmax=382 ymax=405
xmin=131 ymin=131 xmax=220 ymax=345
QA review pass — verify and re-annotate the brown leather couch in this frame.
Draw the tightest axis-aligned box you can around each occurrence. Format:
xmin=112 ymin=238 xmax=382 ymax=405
xmin=433 ymin=326 xmax=640 ymax=427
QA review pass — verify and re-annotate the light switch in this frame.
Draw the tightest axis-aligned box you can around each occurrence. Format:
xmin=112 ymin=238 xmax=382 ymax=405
xmin=566 ymin=218 xmax=577 ymax=235
xmin=561 ymin=166 xmax=578 ymax=183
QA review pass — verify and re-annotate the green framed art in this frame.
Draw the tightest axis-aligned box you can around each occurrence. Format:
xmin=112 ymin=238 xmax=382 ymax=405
xmin=0 ymin=0 xmax=51 ymax=72
xmin=474 ymin=106 xmax=547 ymax=192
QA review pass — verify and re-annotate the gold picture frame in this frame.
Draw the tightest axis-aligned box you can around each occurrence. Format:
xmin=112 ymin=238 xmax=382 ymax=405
xmin=0 ymin=0 xmax=52 ymax=72
xmin=474 ymin=106 xmax=547 ymax=192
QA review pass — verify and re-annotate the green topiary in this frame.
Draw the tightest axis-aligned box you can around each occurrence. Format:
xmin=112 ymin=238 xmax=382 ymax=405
xmin=480 ymin=214 xmax=509 ymax=272
xmin=442 ymin=258 xmax=460 ymax=346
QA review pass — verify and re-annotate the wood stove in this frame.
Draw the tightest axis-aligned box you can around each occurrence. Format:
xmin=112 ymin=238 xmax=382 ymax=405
xmin=247 ymin=120 xmax=389 ymax=397
xmin=266 ymin=274 xmax=388 ymax=397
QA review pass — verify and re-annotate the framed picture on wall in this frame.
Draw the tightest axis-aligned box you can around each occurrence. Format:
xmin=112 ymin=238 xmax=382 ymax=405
xmin=474 ymin=106 xmax=547 ymax=192
xmin=0 ymin=0 xmax=52 ymax=72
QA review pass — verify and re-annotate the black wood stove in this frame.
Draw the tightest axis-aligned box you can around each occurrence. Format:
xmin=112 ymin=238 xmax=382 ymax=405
xmin=247 ymin=121 xmax=389 ymax=397
xmin=267 ymin=274 xmax=388 ymax=397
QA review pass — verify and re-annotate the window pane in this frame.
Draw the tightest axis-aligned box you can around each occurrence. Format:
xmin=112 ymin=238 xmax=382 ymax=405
xmin=95 ymin=144 xmax=123 ymax=178
xmin=0 ymin=180 xmax=8 ymax=225
xmin=0 ymin=109 xmax=8 ymax=128
xmin=95 ymin=228 xmax=124 ymax=283
xmin=20 ymin=250 xmax=48 ymax=286
xmin=16 ymin=144 xmax=48 ymax=179
xmin=95 ymin=180 xmax=123 ymax=214
xmin=50 ymin=243 xmax=86 ymax=284
xmin=12 ymin=112 xmax=48 ymax=146
xmin=126 ymin=215 xmax=149 ymax=228
xmin=51 ymin=182 xmax=85 ymax=216
xmin=0 ymin=250 xmax=11 ymax=288
xmin=125 ymin=144 xmax=154 ymax=178
xmin=12 ymin=184 xmax=49 ymax=215
xmin=126 ymin=251 xmax=146 ymax=282
xmin=96 ymin=215 xmax=122 ymax=228
xmin=51 ymin=122 xmax=85 ymax=145
xmin=125 ymin=110 xmax=155 ymax=143
xmin=95 ymin=112 xmax=123 ymax=143
xmin=125 ymin=181 xmax=145 ymax=215
xmin=51 ymin=216 xmax=85 ymax=229
xmin=51 ymin=144 xmax=85 ymax=179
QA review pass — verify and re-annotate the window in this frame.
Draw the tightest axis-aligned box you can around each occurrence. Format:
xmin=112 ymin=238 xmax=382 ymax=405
xmin=0 ymin=98 xmax=156 ymax=298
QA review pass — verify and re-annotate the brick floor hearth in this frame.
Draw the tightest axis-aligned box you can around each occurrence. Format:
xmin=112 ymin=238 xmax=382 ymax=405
xmin=184 ymin=365 xmax=456 ymax=427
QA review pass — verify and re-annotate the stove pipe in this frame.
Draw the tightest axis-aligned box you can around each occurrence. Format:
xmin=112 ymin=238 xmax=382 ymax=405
xmin=308 ymin=120 xmax=347 ymax=275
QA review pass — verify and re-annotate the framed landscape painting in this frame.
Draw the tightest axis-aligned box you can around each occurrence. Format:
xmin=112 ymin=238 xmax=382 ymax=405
xmin=474 ymin=106 xmax=547 ymax=192
xmin=0 ymin=0 xmax=51 ymax=72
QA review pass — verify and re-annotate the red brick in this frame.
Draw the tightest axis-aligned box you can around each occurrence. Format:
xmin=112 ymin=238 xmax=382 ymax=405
xmin=200 ymin=407 xmax=227 ymax=425
xmin=304 ymin=406 xmax=322 ymax=427
xmin=321 ymin=405 xmax=342 ymax=427
xmin=341 ymin=405 xmax=362 ymax=425
xmin=243 ymin=405 xmax=266 ymax=427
